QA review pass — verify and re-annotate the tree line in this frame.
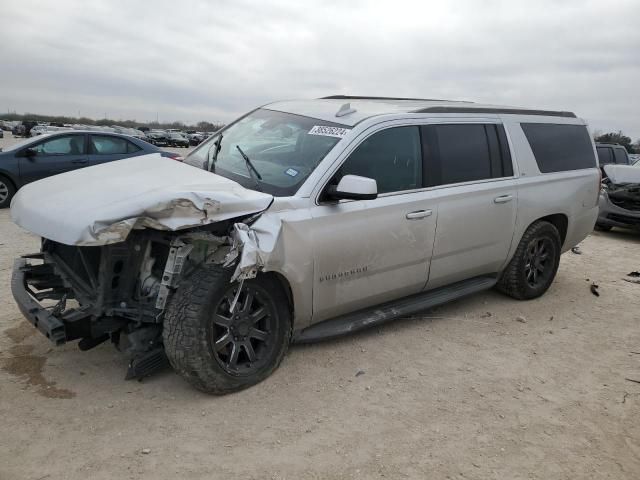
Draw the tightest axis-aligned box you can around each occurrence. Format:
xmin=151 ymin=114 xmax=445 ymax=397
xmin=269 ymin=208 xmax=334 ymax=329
xmin=593 ymin=131 xmax=638 ymax=154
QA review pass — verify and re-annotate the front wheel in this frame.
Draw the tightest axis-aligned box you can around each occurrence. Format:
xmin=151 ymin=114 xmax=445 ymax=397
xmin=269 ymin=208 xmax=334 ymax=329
xmin=163 ymin=265 xmax=291 ymax=394
xmin=497 ymin=221 xmax=561 ymax=300
xmin=0 ymin=176 xmax=16 ymax=209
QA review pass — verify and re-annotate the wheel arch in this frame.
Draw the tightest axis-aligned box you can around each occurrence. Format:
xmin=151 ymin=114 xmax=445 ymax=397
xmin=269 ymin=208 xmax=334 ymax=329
xmin=503 ymin=212 xmax=569 ymax=271
xmin=262 ymin=271 xmax=295 ymax=322
xmin=0 ymin=171 xmax=18 ymax=190
xmin=538 ymin=213 xmax=568 ymax=247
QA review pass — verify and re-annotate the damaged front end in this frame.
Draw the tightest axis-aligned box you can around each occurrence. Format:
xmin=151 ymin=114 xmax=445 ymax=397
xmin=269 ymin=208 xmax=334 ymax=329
xmin=599 ymin=164 xmax=640 ymax=229
xmin=10 ymin=156 xmax=282 ymax=379
xmin=12 ymin=216 xmax=278 ymax=379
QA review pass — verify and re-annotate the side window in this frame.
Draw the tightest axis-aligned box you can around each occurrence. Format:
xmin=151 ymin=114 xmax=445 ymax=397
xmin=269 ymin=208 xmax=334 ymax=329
xmin=338 ymin=126 xmax=422 ymax=194
xmin=90 ymin=135 xmax=138 ymax=155
xmin=613 ymin=147 xmax=628 ymax=165
xmin=421 ymin=124 xmax=512 ymax=186
xmin=32 ymin=135 xmax=85 ymax=155
xmin=597 ymin=147 xmax=614 ymax=165
xmin=521 ymin=123 xmax=596 ymax=172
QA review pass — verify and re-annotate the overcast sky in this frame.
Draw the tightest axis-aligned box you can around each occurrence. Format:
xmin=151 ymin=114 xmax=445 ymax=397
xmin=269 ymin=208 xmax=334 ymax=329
xmin=1 ymin=0 xmax=639 ymax=138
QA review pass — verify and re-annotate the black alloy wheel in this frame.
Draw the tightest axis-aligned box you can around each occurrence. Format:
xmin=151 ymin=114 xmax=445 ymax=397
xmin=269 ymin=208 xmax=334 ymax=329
xmin=210 ymin=283 xmax=277 ymax=376
xmin=524 ymin=237 xmax=555 ymax=288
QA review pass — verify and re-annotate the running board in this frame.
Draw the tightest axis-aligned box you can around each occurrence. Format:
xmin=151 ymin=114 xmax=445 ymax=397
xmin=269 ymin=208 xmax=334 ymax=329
xmin=293 ymin=276 xmax=497 ymax=343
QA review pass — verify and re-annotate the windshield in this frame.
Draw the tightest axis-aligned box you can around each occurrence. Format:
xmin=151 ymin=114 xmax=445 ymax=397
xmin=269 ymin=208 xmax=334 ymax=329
xmin=186 ymin=109 xmax=349 ymax=196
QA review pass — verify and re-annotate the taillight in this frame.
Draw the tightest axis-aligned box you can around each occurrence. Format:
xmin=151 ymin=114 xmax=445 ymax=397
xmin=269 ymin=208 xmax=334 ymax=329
xmin=596 ymin=168 xmax=602 ymax=206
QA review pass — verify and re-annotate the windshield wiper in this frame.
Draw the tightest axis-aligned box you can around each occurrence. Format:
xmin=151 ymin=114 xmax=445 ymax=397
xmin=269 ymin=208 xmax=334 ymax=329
xmin=236 ymin=145 xmax=263 ymax=180
xmin=207 ymin=134 xmax=223 ymax=172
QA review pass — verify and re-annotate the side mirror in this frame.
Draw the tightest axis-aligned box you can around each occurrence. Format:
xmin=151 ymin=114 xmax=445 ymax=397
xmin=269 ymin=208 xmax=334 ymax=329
xmin=327 ymin=174 xmax=378 ymax=201
xmin=23 ymin=147 xmax=37 ymax=158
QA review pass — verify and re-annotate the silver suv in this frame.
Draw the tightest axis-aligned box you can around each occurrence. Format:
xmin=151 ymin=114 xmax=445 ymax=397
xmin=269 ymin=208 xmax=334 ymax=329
xmin=10 ymin=96 xmax=600 ymax=394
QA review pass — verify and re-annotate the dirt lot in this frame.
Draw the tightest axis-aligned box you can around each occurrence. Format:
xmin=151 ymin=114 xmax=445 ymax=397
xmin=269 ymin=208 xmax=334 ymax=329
xmin=1 ymin=133 xmax=640 ymax=480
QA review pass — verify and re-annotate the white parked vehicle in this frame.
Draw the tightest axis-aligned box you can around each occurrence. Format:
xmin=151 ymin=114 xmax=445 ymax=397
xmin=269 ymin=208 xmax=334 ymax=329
xmin=29 ymin=125 xmax=49 ymax=136
xmin=11 ymin=96 xmax=599 ymax=394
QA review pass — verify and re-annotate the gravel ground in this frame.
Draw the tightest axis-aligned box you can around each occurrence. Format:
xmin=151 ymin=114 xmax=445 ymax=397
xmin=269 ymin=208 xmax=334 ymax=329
xmin=1 ymin=132 xmax=640 ymax=479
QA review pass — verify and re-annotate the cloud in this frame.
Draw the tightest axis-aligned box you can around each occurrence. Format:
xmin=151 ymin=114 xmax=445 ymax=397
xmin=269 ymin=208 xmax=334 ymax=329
xmin=0 ymin=0 xmax=638 ymax=138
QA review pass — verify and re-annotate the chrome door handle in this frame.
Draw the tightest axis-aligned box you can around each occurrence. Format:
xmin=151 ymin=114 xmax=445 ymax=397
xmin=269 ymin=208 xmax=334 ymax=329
xmin=494 ymin=195 xmax=513 ymax=204
xmin=406 ymin=209 xmax=432 ymax=220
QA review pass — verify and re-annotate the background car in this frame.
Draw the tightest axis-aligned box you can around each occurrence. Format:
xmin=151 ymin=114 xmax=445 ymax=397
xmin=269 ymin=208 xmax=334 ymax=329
xmin=596 ymin=142 xmax=631 ymax=175
xmin=0 ymin=131 xmax=183 ymax=208
xmin=29 ymin=125 xmax=49 ymax=136
xmin=146 ymin=130 xmax=169 ymax=146
xmin=596 ymin=163 xmax=640 ymax=231
xmin=167 ymin=132 xmax=190 ymax=147
xmin=187 ymin=132 xmax=204 ymax=146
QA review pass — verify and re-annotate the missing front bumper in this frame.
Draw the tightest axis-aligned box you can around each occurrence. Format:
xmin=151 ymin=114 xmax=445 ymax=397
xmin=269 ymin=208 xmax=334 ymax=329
xmin=11 ymin=258 xmax=68 ymax=345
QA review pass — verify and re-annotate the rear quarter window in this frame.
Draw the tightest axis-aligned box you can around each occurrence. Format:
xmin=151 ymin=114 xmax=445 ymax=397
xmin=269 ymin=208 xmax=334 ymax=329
xmin=521 ymin=123 xmax=596 ymax=173
xmin=613 ymin=147 xmax=629 ymax=165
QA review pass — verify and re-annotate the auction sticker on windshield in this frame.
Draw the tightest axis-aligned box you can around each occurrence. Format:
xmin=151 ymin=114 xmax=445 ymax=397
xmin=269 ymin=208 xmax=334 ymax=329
xmin=308 ymin=125 xmax=349 ymax=138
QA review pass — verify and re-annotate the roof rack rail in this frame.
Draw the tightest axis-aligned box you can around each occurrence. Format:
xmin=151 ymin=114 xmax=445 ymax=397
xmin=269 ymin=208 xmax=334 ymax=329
xmin=412 ymin=106 xmax=576 ymax=118
xmin=320 ymin=95 xmax=471 ymax=103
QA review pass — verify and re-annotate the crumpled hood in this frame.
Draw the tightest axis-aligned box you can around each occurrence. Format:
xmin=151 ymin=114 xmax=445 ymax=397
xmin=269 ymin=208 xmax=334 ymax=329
xmin=11 ymin=153 xmax=273 ymax=246
xmin=604 ymin=164 xmax=640 ymax=184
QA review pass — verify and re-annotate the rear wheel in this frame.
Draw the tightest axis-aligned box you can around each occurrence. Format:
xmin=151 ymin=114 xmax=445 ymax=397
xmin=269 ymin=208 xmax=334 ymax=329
xmin=163 ymin=265 xmax=291 ymax=394
xmin=497 ymin=221 xmax=561 ymax=300
xmin=0 ymin=176 xmax=16 ymax=208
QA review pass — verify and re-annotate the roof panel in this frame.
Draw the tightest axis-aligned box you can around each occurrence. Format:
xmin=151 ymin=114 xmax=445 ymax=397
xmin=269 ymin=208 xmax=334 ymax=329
xmin=262 ymin=98 xmax=576 ymax=126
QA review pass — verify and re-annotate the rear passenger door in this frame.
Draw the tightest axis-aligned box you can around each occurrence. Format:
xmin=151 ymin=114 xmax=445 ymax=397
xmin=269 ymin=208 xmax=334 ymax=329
xmin=88 ymin=134 xmax=144 ymax=165
xmin=19 ymin=134 xmax=89 ymax=184
xmin=422 ymin=123 xmax=518 ymax=289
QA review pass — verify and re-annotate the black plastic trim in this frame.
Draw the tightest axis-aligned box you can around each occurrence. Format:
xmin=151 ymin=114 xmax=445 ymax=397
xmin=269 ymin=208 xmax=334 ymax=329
xmin=320 ymin=95 xmax=470 ymax=102
xmin=413 ymin=106 xmax=576 ymax=118
xmin=294 ymin=275 xmax=497 ymax=343
xmin=11 ymin=258 xmax=67 ymax=345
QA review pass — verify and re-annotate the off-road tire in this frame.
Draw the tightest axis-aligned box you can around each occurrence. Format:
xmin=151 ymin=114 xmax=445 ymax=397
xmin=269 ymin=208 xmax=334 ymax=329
xmin=497 ymin=221 xmax=561 ymax=300
xmin=0 ymin=175 xmax=16 ymax=209
xmin=594 ymin=223 xmax=612 ymax=232
xmin=163 ymin=264 xmax=291 ymax=394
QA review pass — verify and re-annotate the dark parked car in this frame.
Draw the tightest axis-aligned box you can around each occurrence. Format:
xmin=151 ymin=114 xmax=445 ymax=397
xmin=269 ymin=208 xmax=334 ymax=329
xmin=146 ymin=131 xmax=169 ymax=147
xmin=187 ymin=133 xmax=204 ymax=146
xmin=12 ymin=124 xmax=26 ymax=137
xmin=596 ymin=143 xmax=630 ymax=177
xmin=167 ymin=132 xmax=190 ymax=148
xmin=0 ymin=131 xmax=183 ymax=207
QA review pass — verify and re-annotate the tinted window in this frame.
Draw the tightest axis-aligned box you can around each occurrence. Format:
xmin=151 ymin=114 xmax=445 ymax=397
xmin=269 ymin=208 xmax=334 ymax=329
xmin=614 ymin=147 xmax=629 ymax=165
xmin=421 ymin=124 xmax=511 ymax=186
xmin=338 ymin=126 xmax=422 ymax=194
xmin=597 ymin=146 xmax=613 ymax=165
xmin=436 ymin=124 xmax=490 ymax=184
xmin=521 ymin=123 xmax=596 ymax=172
xmin=91 ymin=135 xmax=140 ymax=155
xmin=33 ymin=135 xmax=85 ymax=155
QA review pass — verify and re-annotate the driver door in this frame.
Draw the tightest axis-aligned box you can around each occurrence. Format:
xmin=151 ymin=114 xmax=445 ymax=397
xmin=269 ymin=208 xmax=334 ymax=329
xmin=19 ymin=134 xmax=89 ymax=184
xmin=309 ymin=126 xmax=438 ymax=322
